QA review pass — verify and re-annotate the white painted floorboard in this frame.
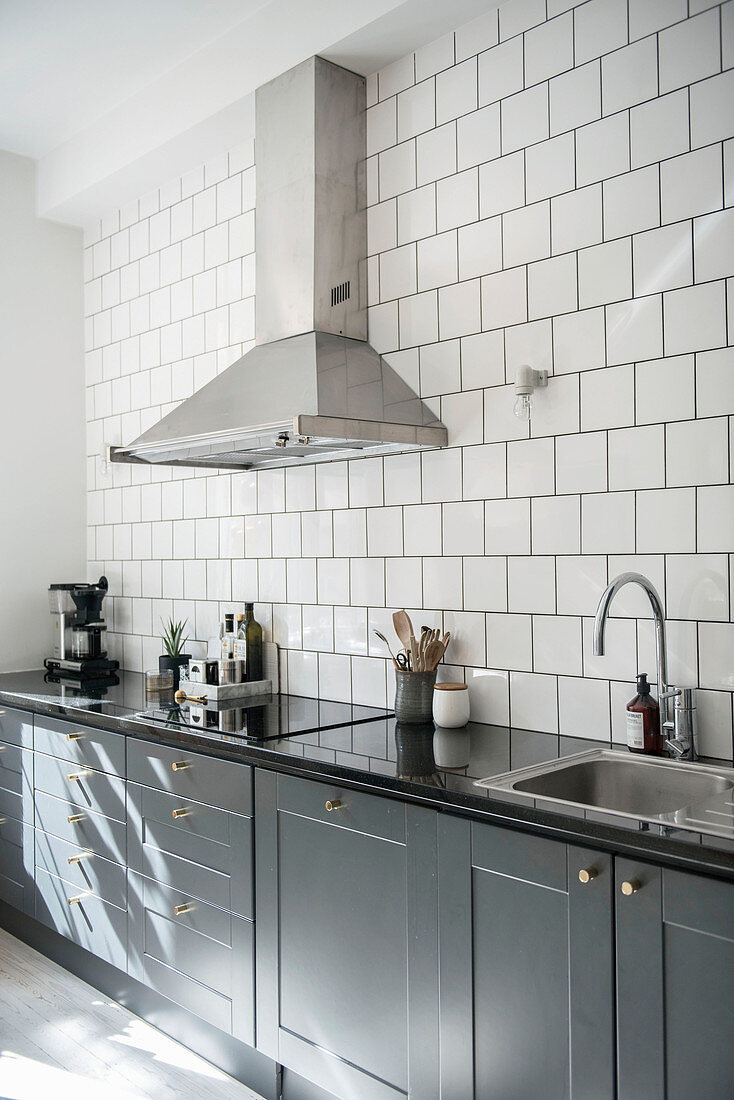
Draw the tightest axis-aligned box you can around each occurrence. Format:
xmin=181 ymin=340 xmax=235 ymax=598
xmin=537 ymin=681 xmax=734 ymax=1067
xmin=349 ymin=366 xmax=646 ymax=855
xmin=0 ymin=927 xmax=265 ymax=1100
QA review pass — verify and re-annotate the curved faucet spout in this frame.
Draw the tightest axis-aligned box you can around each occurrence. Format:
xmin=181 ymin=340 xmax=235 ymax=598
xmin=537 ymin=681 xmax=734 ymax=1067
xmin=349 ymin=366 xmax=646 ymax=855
xmin=593 ymin=570 xmax=668 ymax=704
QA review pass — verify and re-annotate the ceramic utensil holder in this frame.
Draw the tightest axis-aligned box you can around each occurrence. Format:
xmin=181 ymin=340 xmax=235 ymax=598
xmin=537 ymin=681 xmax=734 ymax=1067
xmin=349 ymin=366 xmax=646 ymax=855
xmin=394 ymin=669 xmax=437 ymax=723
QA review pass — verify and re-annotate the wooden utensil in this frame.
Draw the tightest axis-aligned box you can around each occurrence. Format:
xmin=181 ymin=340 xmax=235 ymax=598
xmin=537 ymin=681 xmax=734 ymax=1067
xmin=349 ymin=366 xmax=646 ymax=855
xmin=374 ymin=630 xmax=400 ymax=670
xmin=393 ymin=610 xmax=414 ymax=653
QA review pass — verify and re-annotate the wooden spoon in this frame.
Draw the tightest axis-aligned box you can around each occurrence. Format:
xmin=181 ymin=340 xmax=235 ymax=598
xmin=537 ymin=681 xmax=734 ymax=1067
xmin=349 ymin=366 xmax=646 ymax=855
xmin=393 ymin=610 xmax=414 ymax=653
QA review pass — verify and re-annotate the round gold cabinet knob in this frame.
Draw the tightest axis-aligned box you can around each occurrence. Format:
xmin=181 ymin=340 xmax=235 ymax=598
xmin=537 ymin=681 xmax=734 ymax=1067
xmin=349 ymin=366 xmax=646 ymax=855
xmin=578 ymin=867 xmax=598 ymax=884
xmin=621 ymin=879 xmax=641 ymax=896
xmin=171 ymin=760 xmax=191 ymax=772
xmin=325 ymin=799 xmax=342 ymax=812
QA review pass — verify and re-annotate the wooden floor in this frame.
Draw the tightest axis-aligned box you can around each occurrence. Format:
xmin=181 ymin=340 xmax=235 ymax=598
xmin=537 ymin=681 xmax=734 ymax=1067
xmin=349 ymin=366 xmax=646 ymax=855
xmin=0 ymin=927 xmax=264 ymax=1100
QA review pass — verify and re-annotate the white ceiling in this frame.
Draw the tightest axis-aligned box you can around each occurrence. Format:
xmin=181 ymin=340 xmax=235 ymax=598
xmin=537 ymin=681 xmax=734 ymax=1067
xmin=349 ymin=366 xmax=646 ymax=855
xmin=0 ymin=0 xmax=500 ymax=225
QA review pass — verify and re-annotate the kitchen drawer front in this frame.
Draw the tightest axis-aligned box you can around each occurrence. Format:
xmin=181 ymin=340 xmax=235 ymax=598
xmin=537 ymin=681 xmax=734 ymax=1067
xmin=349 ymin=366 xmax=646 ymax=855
xmin=128 ymin=783 xmax=252 ymax=919
xmin=35 ymin=866 xmax=127 ymax=972
xmin=128 ymin=738 xmax=252 ymax=816
xmin=277 ymin=772 xmax=406 ymax=845
xmin=0 ymin=745 xmax=33 ymax=824
xmin=128 ymin=871 xmax=254 ymax=1044
xmin=34 ymin=715 xmax=125 ymax=775
xmin=0 ymin=705 xmax=33 ymax=748
xmin=0 ymin=819 xmax=34 ymax=914
xmin=35 ymin=828 xmax=127 ymax=910
xmin=34 ymin=751 xmax=126 ymax=824
xmin=34 ymin=789 xmax=126 ymax=866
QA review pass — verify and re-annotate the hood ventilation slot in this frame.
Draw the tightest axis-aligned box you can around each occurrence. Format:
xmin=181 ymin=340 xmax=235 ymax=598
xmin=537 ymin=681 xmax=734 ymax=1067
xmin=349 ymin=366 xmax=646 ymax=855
xmin=331 ymin=281 xmax=351 ymax=307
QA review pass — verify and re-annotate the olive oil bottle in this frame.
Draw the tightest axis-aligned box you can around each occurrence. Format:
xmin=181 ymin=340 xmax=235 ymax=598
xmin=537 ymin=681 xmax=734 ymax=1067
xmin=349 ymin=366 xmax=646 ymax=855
xmin=243 ymin=602 xmax=263 ymax=682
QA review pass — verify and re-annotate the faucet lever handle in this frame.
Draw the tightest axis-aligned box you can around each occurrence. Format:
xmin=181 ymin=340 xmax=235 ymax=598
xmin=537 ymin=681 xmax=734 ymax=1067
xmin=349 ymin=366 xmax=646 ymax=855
xmin=665 ymin=737 xmax=689 ymax=759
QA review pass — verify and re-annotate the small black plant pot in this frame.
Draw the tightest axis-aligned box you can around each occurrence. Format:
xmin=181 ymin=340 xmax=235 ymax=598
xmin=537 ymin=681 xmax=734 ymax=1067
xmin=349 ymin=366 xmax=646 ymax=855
xmin=159 ymin=654 xmax=191 ymax=690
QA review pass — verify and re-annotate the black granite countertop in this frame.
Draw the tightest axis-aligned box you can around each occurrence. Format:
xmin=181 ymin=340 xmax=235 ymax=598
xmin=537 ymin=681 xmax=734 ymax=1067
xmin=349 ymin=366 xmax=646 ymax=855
xmin=2 ymin=670 xmax=733 ymax=881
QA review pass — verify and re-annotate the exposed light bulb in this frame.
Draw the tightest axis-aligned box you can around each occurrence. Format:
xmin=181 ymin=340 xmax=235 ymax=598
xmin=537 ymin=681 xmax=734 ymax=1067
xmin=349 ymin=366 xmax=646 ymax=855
xmin=513 ymin=393 xmax=532 ymax=421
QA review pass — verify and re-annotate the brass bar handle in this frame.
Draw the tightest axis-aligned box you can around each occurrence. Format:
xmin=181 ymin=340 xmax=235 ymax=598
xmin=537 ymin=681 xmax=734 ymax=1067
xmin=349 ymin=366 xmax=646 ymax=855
xmin=172 ymin=807 xmax=190 ymax=819
xmin=67 ymin=894 xmax=89 ymax=906
xmin=66 ymin=731 xmax=85 ymax=741
xmin=174 ymin=690 xmax=208 ymax=705
xmin=578 ymin=868 xmax=598 ymax=884
xmin=621 ymin=879 xmax=641 ymax=896
xmin=171 ymin=761 xmax=191 ymax=772
xmin=0 ymin=817 xmax=6 ymax=825
xmin=325 ymin=799 xmax=342 ymax=812
xmin=67 ymin=814 xmax=86 ymax=824
xmin=66 ymin=771 xmax=89 ymax=782
xmin=68 ymin=852 xmax=94 ymax=864
xmin=173 ymin=903 xmax=193 ymax=916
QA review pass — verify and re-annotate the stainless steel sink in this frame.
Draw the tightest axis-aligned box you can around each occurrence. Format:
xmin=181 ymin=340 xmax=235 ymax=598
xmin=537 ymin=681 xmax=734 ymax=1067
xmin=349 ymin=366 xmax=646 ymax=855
xmin=475 ymin=750 xmax=734 ymax=835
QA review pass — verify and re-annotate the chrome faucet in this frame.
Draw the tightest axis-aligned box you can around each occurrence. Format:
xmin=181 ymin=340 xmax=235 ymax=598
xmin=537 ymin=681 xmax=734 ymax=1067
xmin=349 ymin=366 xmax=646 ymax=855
xmin=593 ymin=572 xmax=696 ymax=761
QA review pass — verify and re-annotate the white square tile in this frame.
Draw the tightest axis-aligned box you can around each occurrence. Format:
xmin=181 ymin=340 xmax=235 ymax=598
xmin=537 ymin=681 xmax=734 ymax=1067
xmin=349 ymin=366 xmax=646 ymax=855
xmin=479 ymin=151 xmax=525 ymax=218
xmin=574 ymin=0 xmax=628 ymax=64
xmin=629 ymin=0 xmax=687 ymax=40
xmin=603 ymin=166 xmax=660 ymax=241
xmin=457 ymin=103 xmax=501 ymax=171
xmin=379 ymin=53 xmax=415 ymax=100
xmin=271 ymin=512 xmax=301 ymax=558
xmin=556 ymin=555 xmax=608 ymax=615
xmin=525 ymin=132 xmax=575 ymax=206
xmin=398 ymin=80 xmax=435 ymax=142
xmin=695 ymin=689 xmax=734 ymax=759
xmin=418 ymin=230 xmax=458 ymax=293
xmin=485 ymin=497 xmax=531 ymax=554
xmin=510 ymin=671 xmax=558 ymax=733
xmin=630 ymin=90 xmax=690 ymax=170
xmin=690 ymin=69 xmax=734 ymax=149
xmin=403 ymin=503 xmax=442 ymax=556
xmin=464 ymin=557 xmax=507 ymax=612
xmin=386 ymin=557 xmax=423 ymax=610
xmin=436 ymin=58 xmax=477 ymax=124
xmin=416 ymin=122 xmax=457 ymax=186
xmin=441 ymin=389 xmax=484 ymax=446
xmin=661 ymin=144 xmax=723 ymax=224
xmin=609 ymin=424 xmax=665 ymax=491
xmin=481 ymin=268 xmax=528 ymax=330
xmin=635 ymin=222 xmax=693 ymax=298
xmin=436 ymin=168 xmax=479 ymax=232
xmin=484 ymin=383 xmax=531 ymax=443
xmin=635 ymin=355 xmax=695 ymax=424
xmin=257 ymin=560 xmax=286 ymax=603
xmin=443 ymin=500 xmax=484 ymax=556
xmin=420 ymin=339 xmax=461 ymax=396
xmin=302 ymin=604 xmax=334 ymax=653
xmin=399 ymin=290 xmax=438 ymax=347
xmin=579 ymin=238 xmax=632 ymax=309
xmin=334 ymin=605 xmax=367 ymax=655
xmin=462 ymin=442 xmax=506 ymax=500
xmin=367 ymin=506 xmax=403 ymax=557
xmin=461 ymin=330 xmax=504 ymax=392
xmin=507 ymin=437 xmax=555 ymax=497
xmin=602 ymin=35 xmax=658 ymax=115
xmin=663 ymin=282 xmax=726 ymax=356
xmin=553 ymin=307 xmax=606 ymax=374
xmin=532 ymin=495 xmax=580 ymax=555
xmin=509 ymin=557 xmax=556 ymax=615
xmin=487 ymin=613 xmax=532 ymax=671
xmin=549 ymin=60 xmax=601 ymax=136
xmin=581 ymin=364 xmax=635 ymax=431
xmin=530 ymin=371 xmax=580 ymax=438
xmin=438 ymin=279 xmax=481 ymax=340
xmin=499 ymin=0 xmax=546 ymax=39
xmin=698 ymin=485 xmax=734 ymax=552
xmin=528 ymin=253 xmax=577 ymax=319
xmin=351 ymin=655 xmax=387 ymax=708
xmin=478 ymin=35 xmax=523 ymax=106
xmin=421 ymin=447 xmax=463 ymax=503
xmin=606 ymin=295 xmax=663 ymax=366
xmin=505 ymin=317 xmax=553 ymax=379
xmin=659 ymin=8 xmax=721 ymax=95
xmin=558 ymin=676 xmax=610 ymax=740
xmin=465 ymin=667 xmax=510 ymax=726
xmin=442 ymin=610 xmax=486 ymax=666
xmin=503 ymin=201 xmax=550 ymax=268
xmin=318 ymin=653 xmax=351 ymax=702
xmin=415 ymin=32 xmax=455 ymax=82
xmin=333 ymin=509 xmax=366 ymax=557
xmin=582 ymin=616 xmax=637 ymax=682
xmin=699 ymin=623 xmax=734 ymax=691
xmin=423 ymin=556 xmax=463 ymax=610
xmin=556 ymin=431 xmax=607 ymax=494
xmin=383 ymin=453 xmax=421 ymax=506
xmin=286 ymin=650 xmax=319 ymax=698
xmin=576 ymin=112 xmax=630 ymax=187
xmin=694 ymin=208 xmax=734 ymax=283
xmin=379 ymin=141 xmax=416 ymax=201
xmin=582 ymin=491 xmax=636 ymax=553
xmin=286 ymin=558 xmax=317 ymax=604
xmin=696 ymin=348 xmax=734 ymax=418
xmin=636 ymin=487 xmax=696 ymax=553
xmin=302 ymin=511 xmax=333 ymax=558
xmin=501 ymin=84 xmax=549 ymax=155
xmin=368 ymin=200 xmax=397 ymax=255
xmin=534 ymin=616 xmax=582 ymax=676
xmin=367 ymin=96 xmax=397 ymax=158
xmin=551 ymin=183 xmax=602 ymax=254
xmin=368 ymin=302 xmax=398 ymax=353
xmin=667 ymin=554 xmax=729 ymax=622
xmin=397 ymin=185 xmax=436 ymax=244
xmin=458 ymin=218 xmax=502 ymax=281
xmin=380 ymin=243 xmax=417 ymax=301
xmin=525 ymin=12 xmax=573 ymax=86
xmin=667 ymin=417 xmax=728 ymax=487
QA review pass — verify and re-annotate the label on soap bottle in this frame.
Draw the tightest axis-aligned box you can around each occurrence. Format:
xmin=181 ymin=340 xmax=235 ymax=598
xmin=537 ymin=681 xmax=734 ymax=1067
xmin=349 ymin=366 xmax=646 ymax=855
xmin=626 ymin=711 xmax=644 ymax=749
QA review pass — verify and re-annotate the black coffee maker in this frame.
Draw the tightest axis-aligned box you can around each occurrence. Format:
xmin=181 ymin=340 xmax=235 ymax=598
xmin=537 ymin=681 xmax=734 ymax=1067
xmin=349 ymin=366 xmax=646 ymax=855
xmin=46 ymin=576 xmax=119 ymax=686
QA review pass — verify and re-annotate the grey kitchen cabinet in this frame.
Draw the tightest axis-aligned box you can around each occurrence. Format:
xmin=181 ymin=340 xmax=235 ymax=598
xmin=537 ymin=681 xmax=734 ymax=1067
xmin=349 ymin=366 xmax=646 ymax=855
xmin=0 ymin=706 xmax=34 ymax=913
xmin=615 ymin=858 xmax=734 ymax=1100
xmin=437 ymin=815 xmax=616 ymax=1100
xmin=255 ymin=770 xmax=439 ymax=1100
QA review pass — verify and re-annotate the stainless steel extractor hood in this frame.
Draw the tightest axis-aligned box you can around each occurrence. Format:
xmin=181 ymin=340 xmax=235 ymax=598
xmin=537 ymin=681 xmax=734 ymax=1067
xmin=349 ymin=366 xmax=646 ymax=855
xmin=110 ymin=56 xmax=447 ymax=472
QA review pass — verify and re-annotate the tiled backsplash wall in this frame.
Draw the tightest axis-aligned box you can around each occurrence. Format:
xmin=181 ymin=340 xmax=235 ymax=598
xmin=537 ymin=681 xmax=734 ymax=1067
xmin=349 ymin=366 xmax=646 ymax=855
xmin=85 ymin=0 xmax=734 ymax=756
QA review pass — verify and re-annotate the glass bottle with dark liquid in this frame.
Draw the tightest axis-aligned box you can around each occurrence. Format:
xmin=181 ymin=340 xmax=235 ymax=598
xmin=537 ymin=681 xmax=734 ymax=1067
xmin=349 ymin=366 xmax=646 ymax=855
xmin=626 ymin=673 xmax=662 ymax=755
xmin=243 ymin=602 xmax=263 ymax=682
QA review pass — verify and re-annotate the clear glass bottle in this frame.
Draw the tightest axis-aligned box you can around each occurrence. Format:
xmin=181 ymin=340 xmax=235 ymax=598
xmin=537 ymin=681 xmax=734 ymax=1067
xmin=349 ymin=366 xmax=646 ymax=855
xmin=243 ymin=602 xmax=263 ymax=682
xmin=234 ymin=613 xmax=247 ymax=663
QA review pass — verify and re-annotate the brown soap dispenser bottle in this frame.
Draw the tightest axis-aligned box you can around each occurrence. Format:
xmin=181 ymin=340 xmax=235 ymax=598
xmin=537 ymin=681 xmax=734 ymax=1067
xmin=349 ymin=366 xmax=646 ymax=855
xmin=626 ymin=673 xmax=662 ymax=755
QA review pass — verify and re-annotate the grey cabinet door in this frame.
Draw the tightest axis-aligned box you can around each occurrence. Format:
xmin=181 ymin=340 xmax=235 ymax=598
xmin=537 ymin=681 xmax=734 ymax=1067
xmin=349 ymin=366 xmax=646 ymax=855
xmin=255 ymin=771 xmax=439 ymax=1100
xmin=616 ymin=859 xmax=734 ymax=1100
xmin=438 ymin=815 xmax=615 ymax=1100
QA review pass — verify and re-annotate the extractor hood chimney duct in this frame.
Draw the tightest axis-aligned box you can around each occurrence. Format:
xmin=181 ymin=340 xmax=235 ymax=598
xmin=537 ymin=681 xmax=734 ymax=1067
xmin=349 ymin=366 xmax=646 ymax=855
xmin=110 ymin=56 xmax=447 ymax=472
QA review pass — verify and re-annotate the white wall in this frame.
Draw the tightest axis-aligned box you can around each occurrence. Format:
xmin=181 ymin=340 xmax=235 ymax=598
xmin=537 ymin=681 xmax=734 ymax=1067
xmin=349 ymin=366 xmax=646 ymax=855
xmin=84 ymin=0 xmax=734 ymax=758
xmin=0 ymin=151 xmax=86 ymax=670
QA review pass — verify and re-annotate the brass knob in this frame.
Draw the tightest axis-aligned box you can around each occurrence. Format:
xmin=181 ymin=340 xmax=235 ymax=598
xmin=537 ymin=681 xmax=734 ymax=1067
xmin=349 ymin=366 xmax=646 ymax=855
xmin=67 ymin=814 xmax=85 ymax=824
xmin=0 ymin=817 xmax=6 ymax=825
xmin=578 ymin=867 xmax=598 ymax=884
xmin=66 ymin=732 xmax=84 ymax=741
xmin=171 ymin=761 xmax=191 ymax=772
xmin=621 ymin=879 xmax=641 ymax=896
xmin=68 ymin=852 xmax=93 ymax=865
xmin=172 ymin=807 xmax=190 ymax=819
xmin=325 ymin=799 xmax=342 ymax=812
xmin=67 ymin=894 xmax=88 ymax=906
xmin=173 ymin=903 xmax=193 ymax=916
xmin=0 ymin=745 xmax=6 ymax=753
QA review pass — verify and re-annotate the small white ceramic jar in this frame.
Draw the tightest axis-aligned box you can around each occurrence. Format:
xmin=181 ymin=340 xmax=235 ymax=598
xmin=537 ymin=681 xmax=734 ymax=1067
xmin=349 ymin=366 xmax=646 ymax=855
xmin=432 ymin=682 xmax=470 ymax=728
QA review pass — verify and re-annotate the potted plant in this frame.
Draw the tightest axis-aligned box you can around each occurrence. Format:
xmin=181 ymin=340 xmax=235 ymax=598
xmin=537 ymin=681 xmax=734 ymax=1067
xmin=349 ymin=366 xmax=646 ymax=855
xmin=159 ymin=617 xmax=191 ymax=689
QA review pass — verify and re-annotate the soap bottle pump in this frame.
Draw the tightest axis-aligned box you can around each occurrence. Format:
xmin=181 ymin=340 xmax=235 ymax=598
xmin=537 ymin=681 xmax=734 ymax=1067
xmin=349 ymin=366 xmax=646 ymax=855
xmin=626 ymin=673 xmax=662 ymax=755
